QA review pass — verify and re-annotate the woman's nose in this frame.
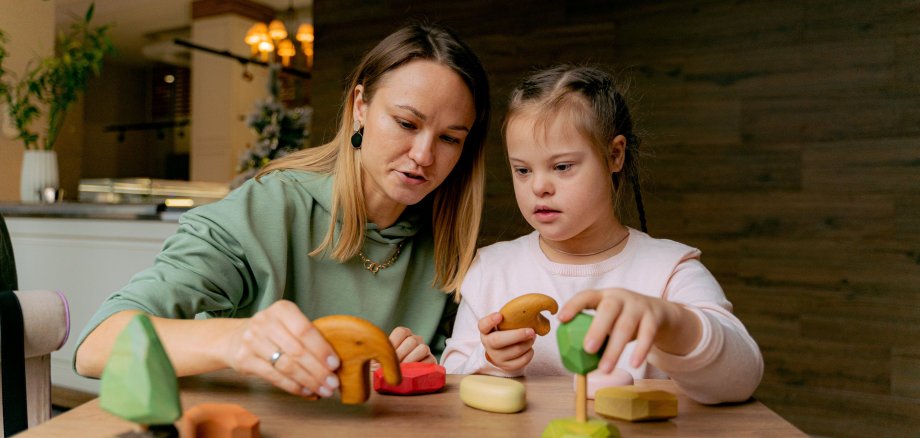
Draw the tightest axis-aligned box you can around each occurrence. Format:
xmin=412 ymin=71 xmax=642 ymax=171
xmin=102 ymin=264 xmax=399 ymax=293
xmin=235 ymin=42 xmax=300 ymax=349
xmin=408 ymin=134 xmax=435 ymax=167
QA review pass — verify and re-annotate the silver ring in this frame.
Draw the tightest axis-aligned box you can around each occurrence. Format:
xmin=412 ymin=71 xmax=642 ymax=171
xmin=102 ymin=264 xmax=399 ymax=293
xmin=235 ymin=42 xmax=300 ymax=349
xmin=270 ymin=350 xmax=283 ymax=367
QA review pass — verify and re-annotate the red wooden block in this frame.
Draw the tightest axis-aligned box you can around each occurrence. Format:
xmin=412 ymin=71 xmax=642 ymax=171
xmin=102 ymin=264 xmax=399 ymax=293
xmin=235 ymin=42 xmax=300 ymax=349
xmin=373 ymin=362 xmax=446 ymax=395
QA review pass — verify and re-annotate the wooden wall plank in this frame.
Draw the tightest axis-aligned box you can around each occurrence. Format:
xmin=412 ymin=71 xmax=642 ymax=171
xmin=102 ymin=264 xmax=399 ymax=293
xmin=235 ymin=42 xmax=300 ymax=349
xmin=802 ymin=137 xmax=920 ymax=193
xmin=893 ymin=346 xmax=920 ymax=398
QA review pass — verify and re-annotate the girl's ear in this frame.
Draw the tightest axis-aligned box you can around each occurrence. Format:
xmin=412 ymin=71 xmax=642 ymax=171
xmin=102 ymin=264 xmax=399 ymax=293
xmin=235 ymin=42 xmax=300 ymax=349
xmin=607 ymin=134 xmax=627 ymax=173
xmin=352 ymin=84 xmax=367 ymax=126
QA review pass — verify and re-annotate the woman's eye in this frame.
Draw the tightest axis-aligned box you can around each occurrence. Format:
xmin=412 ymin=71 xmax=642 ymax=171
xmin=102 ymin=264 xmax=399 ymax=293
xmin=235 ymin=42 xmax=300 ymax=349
xmin=513 ymin=167 xmax=530 ymax=176
xmin=554 ymin=163 xmax=573 ymax=172
xmin=441 ymin=135 xmax=461 ymax=145
xmin=396 ymin=119 xmax=416 ymax=129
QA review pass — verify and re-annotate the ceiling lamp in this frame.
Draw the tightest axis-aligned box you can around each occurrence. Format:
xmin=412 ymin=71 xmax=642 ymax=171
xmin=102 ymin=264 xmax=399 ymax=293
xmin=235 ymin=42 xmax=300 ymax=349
xmin=244 ymin=2 xmax=313 ymax=68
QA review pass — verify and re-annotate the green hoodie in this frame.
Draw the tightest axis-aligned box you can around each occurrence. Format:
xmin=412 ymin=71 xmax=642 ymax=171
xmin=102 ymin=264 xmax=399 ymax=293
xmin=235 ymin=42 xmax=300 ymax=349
xmin=75 ymin=169 xmax=456 ymax=370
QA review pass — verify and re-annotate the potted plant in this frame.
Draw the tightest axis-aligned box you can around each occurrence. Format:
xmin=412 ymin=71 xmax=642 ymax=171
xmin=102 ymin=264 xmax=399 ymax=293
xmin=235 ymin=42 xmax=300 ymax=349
xmin=0 ymin=4 xmax=114 ymax=202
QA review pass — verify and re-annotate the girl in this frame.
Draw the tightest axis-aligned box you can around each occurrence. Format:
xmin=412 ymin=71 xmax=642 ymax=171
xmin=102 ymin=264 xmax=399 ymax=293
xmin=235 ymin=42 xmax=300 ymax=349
xmin=75 ymin=23 xmax=491 ymax=399
xmin=441 ymin=65 xmax=762 ymax=404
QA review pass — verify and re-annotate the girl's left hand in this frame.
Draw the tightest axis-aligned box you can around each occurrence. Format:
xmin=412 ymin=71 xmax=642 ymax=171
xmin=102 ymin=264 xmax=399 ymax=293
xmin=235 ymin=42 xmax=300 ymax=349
xmin=388 ymin=326 xmax=436 ymax=363
xmin=558 ymin=288 xmax=701 ymax=373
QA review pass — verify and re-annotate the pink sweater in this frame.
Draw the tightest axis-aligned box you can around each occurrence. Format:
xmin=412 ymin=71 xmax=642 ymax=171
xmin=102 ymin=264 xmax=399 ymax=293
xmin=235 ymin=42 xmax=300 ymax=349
xmin=440 ymin=229 xmax=763 ymax=404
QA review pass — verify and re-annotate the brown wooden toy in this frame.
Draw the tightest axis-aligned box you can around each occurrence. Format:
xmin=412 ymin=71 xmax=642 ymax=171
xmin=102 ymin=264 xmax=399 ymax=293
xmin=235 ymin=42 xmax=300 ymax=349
xmin=373 ymin=362 xmax=446 ymax=395
xmin=497 ymin=293 xmax=558 ymax=335
xmin=312 ymin=315 xmax=402 ymax=404
xmin=594 ymin=386 xmax=678 ymax=422
xmin=175 ymin=403 xmax=260 ymax=438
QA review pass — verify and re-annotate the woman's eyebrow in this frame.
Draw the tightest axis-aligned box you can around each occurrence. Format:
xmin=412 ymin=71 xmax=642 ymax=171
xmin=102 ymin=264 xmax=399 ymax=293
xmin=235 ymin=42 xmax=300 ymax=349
xmin=396 ymin=104 xmax=470 ymax=132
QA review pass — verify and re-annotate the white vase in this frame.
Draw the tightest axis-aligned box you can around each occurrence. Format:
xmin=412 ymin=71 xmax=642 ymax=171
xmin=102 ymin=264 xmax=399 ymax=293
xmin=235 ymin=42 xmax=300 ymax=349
xmin=20 ymin=150 xmax=59 ymax=203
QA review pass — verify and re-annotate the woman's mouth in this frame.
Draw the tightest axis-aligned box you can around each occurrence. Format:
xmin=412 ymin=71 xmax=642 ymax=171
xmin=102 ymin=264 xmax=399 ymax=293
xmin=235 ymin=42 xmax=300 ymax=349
xmin=397 ymin=170 xmax=428 ymax=185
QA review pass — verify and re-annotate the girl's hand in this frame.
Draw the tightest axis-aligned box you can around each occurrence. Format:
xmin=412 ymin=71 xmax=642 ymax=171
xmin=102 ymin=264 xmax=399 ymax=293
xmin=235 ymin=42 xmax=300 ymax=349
xmin=389 ymin=326 xmax=436 ymax=363
xmin=478 ymin=312 xmax=536 ymax=372
xmin=224 ymin=300 xmax=341 ymax=398
xmin=558 ymin=288 xmax=701 ymax=373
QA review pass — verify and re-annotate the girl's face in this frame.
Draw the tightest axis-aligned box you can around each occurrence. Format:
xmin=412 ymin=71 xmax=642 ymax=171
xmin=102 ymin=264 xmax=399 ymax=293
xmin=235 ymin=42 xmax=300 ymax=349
xmin=353 ymin=60 xmax=475 ymax=222
xmin=506 ymin=110 xmax=622 ymax=247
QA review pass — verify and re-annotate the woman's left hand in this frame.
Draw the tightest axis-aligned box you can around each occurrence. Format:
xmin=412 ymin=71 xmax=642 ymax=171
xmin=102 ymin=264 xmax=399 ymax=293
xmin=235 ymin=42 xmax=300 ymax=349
xmin=388 ymin=326 xmax=436 ymax=363
xmin=558 ymin=288 xmax=701 ymax=373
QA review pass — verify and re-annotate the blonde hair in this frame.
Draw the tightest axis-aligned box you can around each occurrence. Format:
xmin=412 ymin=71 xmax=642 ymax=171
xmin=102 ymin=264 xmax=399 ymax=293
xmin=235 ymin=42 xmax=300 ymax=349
xmin=258 ymin=23 xmax=491 ymax=294
xmin=504 ymin=65 xmax=647 ymax=232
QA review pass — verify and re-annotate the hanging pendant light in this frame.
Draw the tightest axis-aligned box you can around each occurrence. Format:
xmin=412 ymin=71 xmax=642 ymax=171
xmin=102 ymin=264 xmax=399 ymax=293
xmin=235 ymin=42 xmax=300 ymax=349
xmin=243 ymin=1 xmax=313 ymax=69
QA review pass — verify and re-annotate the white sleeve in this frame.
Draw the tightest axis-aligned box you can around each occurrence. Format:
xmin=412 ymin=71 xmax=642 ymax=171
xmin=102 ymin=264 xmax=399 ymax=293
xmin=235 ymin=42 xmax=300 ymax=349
xmin=647 ymin=257 xmax=764 ymax=404
xmin=439 ymin=255 xmax=521 ymax=377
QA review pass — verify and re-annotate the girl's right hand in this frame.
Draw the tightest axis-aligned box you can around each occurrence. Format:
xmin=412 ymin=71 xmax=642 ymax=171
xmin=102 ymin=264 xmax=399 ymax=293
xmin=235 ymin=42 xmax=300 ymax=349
xmin=224 ymin=300 xmax=342 ymax=398
xmin=478 ymin=312 xmax=536 ymax=372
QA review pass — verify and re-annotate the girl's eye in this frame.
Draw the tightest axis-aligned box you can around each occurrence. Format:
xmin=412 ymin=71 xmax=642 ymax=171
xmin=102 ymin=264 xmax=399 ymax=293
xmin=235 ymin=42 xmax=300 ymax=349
xmin=554 ymin=163 xmax=573 ymax=172
xmin=513 ymin=167 xmax=530 ymax=176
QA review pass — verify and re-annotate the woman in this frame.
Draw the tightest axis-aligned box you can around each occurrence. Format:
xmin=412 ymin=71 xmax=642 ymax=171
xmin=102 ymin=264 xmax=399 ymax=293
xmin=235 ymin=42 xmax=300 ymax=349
xmin=75 ymin=22 xmax=491 ymax=399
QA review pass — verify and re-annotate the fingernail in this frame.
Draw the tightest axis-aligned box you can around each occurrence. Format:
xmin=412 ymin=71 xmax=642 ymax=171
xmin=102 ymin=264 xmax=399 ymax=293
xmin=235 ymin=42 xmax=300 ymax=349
xmin=327 ymin=355 xmax=340 ymax=369
xmin=527 ymin=329 xmax=535 ymax=338
xmin=584 ymin=339 xmax=598 ymax=353
xmin=318 ymin=386 xmax=333 ymax=398
xmin=301 ymin=388 xmax=313 ymax=396
xmin=600 ymin=361 xmax=613 ymax=373
xmin=325 ymin=375 xmax=340 ymax=389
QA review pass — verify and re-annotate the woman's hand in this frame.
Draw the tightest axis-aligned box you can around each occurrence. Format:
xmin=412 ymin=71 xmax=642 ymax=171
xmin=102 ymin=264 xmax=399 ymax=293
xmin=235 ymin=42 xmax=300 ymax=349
xmin=558 ymin=288 xmax=701 ymax=373
xmin=389 ymin=327 xmax=436 ymax=363
xmin=478 ymin=312 xmax=536 ymax=372
xmin=225 ymin=300 xmax=341 ymax=398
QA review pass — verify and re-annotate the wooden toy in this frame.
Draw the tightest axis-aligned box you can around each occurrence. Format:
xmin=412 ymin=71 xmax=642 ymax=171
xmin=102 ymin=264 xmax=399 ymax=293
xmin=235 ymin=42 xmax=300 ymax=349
xmin=100 ymin=314 xmax=182 ymax=427
xmin=594 ymin=386 xmax=678 ymax=422
xmin=497 ymin=293 xmax=558 ymax=335
xmin=459 ymin=375 xmax=526 ymax=413
xmin=543 ymin=419 xmax=619 ymax=438
xmin=373 ymin=362 xmax=446 ymax=395
xmin=312 ymin=315 xmax=401 ymax=404
xmin=175 ymin=403 xmax=260 ymax=438
xmin=543 ymin=313 xmax=618 ymax=438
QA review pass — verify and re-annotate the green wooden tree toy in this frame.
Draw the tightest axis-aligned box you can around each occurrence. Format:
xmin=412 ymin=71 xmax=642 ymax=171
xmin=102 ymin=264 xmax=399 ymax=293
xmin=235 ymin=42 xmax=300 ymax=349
xmin=100 ymin=314 xmax=182 ymax=433
xmin=543 ymin=313 xmax=619 ymax=438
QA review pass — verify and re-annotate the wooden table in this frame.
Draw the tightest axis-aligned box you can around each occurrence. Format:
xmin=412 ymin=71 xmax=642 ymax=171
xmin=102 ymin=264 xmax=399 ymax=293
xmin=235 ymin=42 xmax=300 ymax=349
xmin=22 ymin=372 xmax=804 ymax=437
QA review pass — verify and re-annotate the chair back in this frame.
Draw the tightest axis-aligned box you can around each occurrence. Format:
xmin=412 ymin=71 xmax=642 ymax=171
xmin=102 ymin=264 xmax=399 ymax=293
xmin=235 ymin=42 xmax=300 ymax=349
xmin=0 ymin=215 xmax=70 ymax=437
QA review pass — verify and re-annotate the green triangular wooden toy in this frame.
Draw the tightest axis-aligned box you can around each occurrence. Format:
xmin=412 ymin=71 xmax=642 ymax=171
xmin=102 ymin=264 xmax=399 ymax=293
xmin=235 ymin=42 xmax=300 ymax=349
xmin=543 ymin=313 xmax=619 ymax=438
xmin=100 ymin=314 xmax=182 ymax=427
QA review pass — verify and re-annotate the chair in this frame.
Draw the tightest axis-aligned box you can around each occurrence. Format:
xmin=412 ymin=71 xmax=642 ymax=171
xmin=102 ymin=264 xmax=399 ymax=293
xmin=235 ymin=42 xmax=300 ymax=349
xmin=0 ymin=214 xmax=70 ymax=436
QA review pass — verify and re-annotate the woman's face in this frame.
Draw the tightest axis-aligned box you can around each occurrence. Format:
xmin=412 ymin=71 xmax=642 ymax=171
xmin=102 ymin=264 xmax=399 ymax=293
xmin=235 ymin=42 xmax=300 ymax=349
xmin=353 ymin=60 xmax=475 ymax=221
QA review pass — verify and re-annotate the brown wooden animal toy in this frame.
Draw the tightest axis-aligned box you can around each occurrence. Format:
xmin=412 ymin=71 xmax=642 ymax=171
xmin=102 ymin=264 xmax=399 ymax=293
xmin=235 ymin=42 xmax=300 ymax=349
xmin=497 ymin=293 xmax=558 ymax=336
xmin=312 ymin=315 xmax=402 ymax=404
xmin=175 ymin=403 xmax=260 ymax=438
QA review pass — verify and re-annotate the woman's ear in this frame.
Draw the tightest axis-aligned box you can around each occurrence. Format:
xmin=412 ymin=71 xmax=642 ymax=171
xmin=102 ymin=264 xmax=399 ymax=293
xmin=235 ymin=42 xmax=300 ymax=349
xmin=608 ymin=134 xmax=627 ymax=173
xmin=352 ymin=84 xmax=367 ymax=126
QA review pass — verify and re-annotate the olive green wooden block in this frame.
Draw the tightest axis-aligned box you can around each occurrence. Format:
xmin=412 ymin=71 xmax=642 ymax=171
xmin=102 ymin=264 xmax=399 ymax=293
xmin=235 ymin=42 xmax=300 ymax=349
xmin=594 ymin=386 xmax=678 ymax=422
xmin=542 ymin=418 xmax=620 ymax=438
xmin=100 ymin=314 xmax=182 ymax=425
xmin=556 ymin=313 xmax=604 ymax=375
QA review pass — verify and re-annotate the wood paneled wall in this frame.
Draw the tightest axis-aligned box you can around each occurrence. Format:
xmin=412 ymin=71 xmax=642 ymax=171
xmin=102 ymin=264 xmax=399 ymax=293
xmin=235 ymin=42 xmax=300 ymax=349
xmin=311 ymin=1 xmax=920 ymax=436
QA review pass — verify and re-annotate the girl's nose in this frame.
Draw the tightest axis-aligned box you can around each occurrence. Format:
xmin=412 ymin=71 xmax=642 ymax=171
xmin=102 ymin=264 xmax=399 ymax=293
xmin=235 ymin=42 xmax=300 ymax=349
xmin=408 ymin=134 xmax=435 ymax=167
xmin=532 ymin=172 xmax=553 ymax=197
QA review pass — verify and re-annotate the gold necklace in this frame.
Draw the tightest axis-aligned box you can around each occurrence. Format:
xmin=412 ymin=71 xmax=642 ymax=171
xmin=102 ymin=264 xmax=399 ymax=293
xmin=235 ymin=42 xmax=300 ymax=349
xmin=357 ymin=242 xmax=403 ymax=274
xmin=540 ymin=231 xmax=629 ymax=257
